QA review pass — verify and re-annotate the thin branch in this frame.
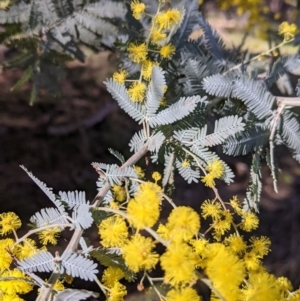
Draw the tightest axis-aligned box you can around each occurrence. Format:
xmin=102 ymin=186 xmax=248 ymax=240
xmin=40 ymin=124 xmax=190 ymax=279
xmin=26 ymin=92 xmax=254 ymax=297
xmin=14 ymin=223 xmax=71 ymax=247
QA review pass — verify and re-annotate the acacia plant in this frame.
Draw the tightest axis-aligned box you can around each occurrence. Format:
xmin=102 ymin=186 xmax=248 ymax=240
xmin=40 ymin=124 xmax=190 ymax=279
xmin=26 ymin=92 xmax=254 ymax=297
xmin=1 ymin=0 xmax=300 ymax=301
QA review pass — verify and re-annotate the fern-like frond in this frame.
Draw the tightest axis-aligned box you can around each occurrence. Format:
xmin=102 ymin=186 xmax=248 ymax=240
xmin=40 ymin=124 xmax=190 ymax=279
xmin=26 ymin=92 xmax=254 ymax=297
xmin=90 ymin=248 xmax=135 ymax=281
xmin=129 ymin=180 xmax=139 ymax=195
xmin=71 ymin=204 xmax=93 ymax=230
xmin=71 ymin=13 xmax=119 ymax=37
xmin=197 ymin=13 xmax=231 ymax=66
xmin=20 ymin=165 xmax=66 ymax=214
xmin=148 ymin=96 xmax=205 ymax=127
xmin=18 ymin=250 xmax=54 ymax=273
xmin=170 ymin=0 xmax=199 ymax=51
xmin=96 ymin=177 xmax=113 ymax=204
xmin=244 ymin=153 xmax=261 ymax=212
xmin=53 ymin=289 xmax=99 ymax=301
xmin=85 ymin=1 xmax=127 ymax=19
xmin=223 ymin=124 xmax=270 ymax=156
xmin=205 ymin=116 xmax=245 ymax=146
xmin=202 ymin=73 xmax=235 ymax=98
xmin=91 ymin=208 xmax=112 ymax=226
xmin=104 ymin=165 xmax=137 ymax=186
xmin=0 ymin=3 xmax=30 ymax=23
xmin=108 ymin=148 xmax=125 ymax=164
xmin=183 ymin=58 xmax=210 ymax=95
xmin=147 ymin=131 xmax=165 ymax=154
xmin=174 ymin=115 xmax=244 ymax=147
xmin=104 ymin=79 xmax=145 ymax=124
xmin=232 ymin=76 xmax=275 ymax=120
xmin=175 ymin=159 xmax=200 ymax=183
xmin=266 ymin=54 xmax=300 ymax=88
xmin=145 ymin=66 xmax=165 ymax=118
xmin=79 ymin=237 xmax=89 ymax=253
xmin=61 ymin=252 xmax=98 ymax=281
xmin=281 ymin=111 xmax=300 ymax=153
xmin=129 ymin=130 xmax=147 ymax=153
xmin=59 ymin=191 xmax=87 ymax=209
xmin=30 ymin=207 xmax=68 ymax=228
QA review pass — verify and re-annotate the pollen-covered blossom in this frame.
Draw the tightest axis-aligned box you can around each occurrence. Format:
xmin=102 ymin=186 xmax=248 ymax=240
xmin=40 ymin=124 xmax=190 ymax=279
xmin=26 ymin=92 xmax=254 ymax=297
xmin=159 ymin=43 xmax=176 ymax=59
xmin=142 ymin=60 xmax=156 ymax=81
xmin=0 ymin=269 xmax=33 ymax=295
xmin=127 ymin=42 xmax=147 ymax=63
xmin=249 ymin=236 xmax=271 ymax=257
xmin=130 ymin=0 xmax=146 ymax=20
xmin=127 ymin=196 xmax=160 ymax=228
xmin=207 ymin=158 xmax=225 ymax=177
xmin=107 ymin=282 xmax=127 ymax=301
xmin=136 ymin=181 xmax=162 ymax=203
xmin=241 ymin=271 xmax=281 ymax=301
xmin=0 ymin=212 xmax=21 ymax=235
xmin=134 ymin=165 xmax=145 ymax=178
xmin=230 ymin=195 xmax=243 ymax=215
xmin=278 ymin=21 xmax=298 ymax=41
xmin=243 ymin=251 xmax=261 ymax=271
xmin=15 ymin=238 xmax=39 ymax=260
xmin=276 ymin=276 xmax=293 ymax=292
xmin=160 ymin=242 xmax=199 ymax=286
xmin=99 ymin=216 xmax=128 ymax=247
xmin=127 ymin=181 xmax=162 ymax=228
xmin=201 ymin=199 xmax=222 ymax=220
xmin=152 ymin=171 xmax=162 ymax=182
xmin=0 ymin=238 xmax=14 ymax=270
xmin=150 ymin=27 xmax=167 ymax=44
xmin=155 ymin=9 xmax=182 ymax=29
xmin=224 ymin=233 xmax=247 ymax=254
xmin=112 ymin=185 xmax=126 ymax=202
xmin=201 ymin=159 xmax=225 ymax=187
xmin=164 ymin=206 xmax=200 ymax=242
xmin=201 ymin=172 xmax=216 ymax=187
xmin=205 ymin=246 xmax=245 ymax=301
xmin=121 ymin=234 xmax=158 ymax=272
xmin=113 ymin=69 xmax=128 ymax=84
xmin=166 ymin=287 xmax=201 ymax=301
xmin=102 ymin=267 xmax=125 ymax=288
xmin=240 ymin=212 xmax=259 ymax=232
xmin=38 ymin=227 xmax=61 ymax=245
xmin=190 ymin=238 xmax=208 ymax=256
xmin=127 ymin=81 xmax=146 ymax=102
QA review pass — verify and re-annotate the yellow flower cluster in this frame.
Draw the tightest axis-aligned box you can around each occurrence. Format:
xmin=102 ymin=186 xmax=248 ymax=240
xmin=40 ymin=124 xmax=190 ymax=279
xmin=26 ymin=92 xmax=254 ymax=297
xmin=201 ymin=158 xmax=225 ymax=188
xmin=102 ymin=267 xmax=127 ymax=301
xmin=99 ymin=215 xmax=128 ymax=247
xmin=112 ymin=0 xmax=182 ymax=103
xmin=0 ymin=213 xmax=38 ymax=299
xmin=278 ymin=21 xmax=298 ymax=41
xmin=0 ymin=211 xmax=69 ymax=300
xmin=96 ymin=179 xmax=300 ymax=301
xmin=127 ymin=181 xmax=162 ymax=228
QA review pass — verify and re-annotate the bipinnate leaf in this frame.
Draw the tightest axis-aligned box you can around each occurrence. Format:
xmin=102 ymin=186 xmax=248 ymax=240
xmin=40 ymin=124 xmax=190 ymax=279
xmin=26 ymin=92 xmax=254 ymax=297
xmin=71 ymin=203 xmax=93 ymax=230
xmin=18 ymin=251 xmax=55 ymax=273
xmin=59 ymin=191 xmax=87 ymax=209
xmin=61 ymin=252 xmax=98 ymax=281
xmin=104 ymin=79 xmax=145 ymax=124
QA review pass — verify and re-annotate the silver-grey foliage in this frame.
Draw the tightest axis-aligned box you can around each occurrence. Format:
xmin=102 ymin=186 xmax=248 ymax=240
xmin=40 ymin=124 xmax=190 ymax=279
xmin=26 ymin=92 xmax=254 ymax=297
xmin=53 ymin=289 xmax=99 ymax=301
